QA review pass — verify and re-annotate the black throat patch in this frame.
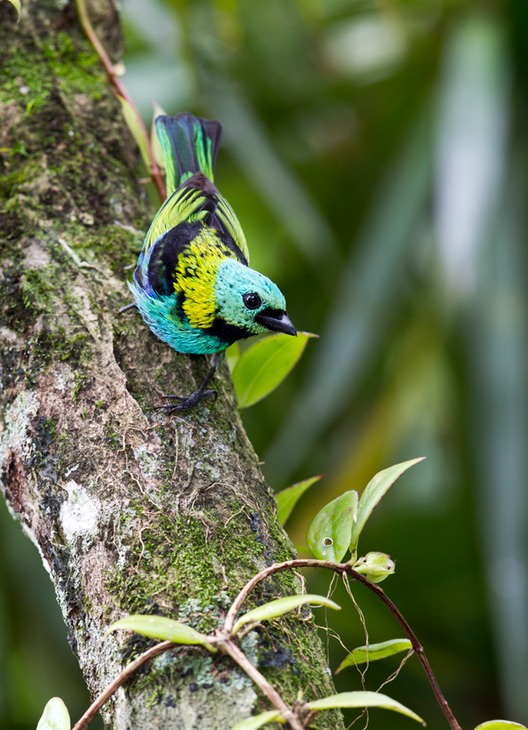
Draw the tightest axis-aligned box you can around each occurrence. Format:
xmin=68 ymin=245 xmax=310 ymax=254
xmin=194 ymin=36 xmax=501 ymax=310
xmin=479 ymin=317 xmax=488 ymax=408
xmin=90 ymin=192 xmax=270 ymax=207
xmin=204 ymin=317 xmax=253 ymax=347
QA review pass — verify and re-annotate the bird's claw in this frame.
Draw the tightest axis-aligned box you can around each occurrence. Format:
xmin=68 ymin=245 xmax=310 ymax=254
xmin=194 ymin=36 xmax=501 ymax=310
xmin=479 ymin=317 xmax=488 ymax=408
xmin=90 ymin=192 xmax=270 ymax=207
xmin=156 ymin=388 xmax=217 ymax=412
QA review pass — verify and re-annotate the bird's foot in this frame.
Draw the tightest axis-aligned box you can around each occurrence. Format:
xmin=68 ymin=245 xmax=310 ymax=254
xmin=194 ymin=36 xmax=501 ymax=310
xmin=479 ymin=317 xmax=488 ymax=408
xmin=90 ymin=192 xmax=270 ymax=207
xmin=155 ymin=388 xmax=218 ymax=412
xmin=155 ymin=352 xmax=222 ymax=413
xmin=119 ymin=302 xmax=137 ymax=314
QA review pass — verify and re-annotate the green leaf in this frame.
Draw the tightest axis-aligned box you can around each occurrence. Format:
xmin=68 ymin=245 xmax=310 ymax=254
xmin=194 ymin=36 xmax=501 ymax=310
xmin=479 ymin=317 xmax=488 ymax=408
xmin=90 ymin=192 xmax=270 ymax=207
xmin=36 ymin=698 xmax=71 ymax=730
xmin=307 ymin=490 xmax=359 ymax=562
xmin=109 ymin=615 xmax=216 ymax=651
xmin=119 ymin=96 xmax=151 ymax=172
xmin=336 ymin=639 xmax=413 ymax=673
xmin=349 ymin=458 xmax=425 ymax=557
xmin=7 ymin=0 xmax=21 ymax=21
xmin=475 ymin=720 xmax=528 ymax=730
xmin=306 ymin=691 xmax=424 ymax=724
xmin=233 ymin=594 xmax=340 ymax=635
xmin=231 ymin=332 xmax=317 ymax=408
xmin=352 ymin=551 xmax=395 ymax=584
xmin=231 ymin=710 xmax=283 ymax=729
xmin=276 ymin=475 xmax=322 ymax=526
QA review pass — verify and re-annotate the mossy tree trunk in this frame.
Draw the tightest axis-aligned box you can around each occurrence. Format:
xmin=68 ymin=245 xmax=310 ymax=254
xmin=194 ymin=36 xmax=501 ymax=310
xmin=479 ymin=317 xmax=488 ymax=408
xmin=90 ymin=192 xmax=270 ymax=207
xmin=0 ymin=1 xmax=343 ymax=728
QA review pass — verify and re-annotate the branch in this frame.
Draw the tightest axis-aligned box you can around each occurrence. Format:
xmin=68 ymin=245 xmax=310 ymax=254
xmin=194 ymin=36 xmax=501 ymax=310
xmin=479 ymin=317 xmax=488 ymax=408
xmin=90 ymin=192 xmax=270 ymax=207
xmin=220 ymin=640 xmax=304 ymax=730
xmin=227 ymin=559 xmax=462 ymax=730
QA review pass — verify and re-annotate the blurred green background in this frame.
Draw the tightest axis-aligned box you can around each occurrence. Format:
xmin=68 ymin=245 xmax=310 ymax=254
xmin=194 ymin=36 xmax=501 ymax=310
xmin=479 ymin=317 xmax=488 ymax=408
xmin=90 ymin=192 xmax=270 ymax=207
xmin=2 ymin=0 xmax=528 ymax=728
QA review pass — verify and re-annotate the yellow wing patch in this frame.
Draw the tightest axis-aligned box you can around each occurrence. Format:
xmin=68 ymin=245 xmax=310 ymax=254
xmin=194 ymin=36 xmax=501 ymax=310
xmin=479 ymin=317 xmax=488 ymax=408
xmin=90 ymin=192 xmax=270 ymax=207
xmin=174 ymin=230 xmax=233 ymax=328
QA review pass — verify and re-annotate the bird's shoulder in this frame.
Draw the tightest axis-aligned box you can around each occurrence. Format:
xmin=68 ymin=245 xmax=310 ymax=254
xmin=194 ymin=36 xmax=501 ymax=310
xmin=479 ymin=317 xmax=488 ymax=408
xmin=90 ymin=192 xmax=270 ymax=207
xmin=173 ymin=227 xmax=241 ymax=330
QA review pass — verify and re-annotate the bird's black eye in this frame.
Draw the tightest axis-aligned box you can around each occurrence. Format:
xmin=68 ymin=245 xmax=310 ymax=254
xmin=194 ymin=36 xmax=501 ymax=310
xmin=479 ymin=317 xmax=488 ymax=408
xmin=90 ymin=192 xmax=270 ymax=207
xmin=243 ymin=292 xmax=262 ymax=310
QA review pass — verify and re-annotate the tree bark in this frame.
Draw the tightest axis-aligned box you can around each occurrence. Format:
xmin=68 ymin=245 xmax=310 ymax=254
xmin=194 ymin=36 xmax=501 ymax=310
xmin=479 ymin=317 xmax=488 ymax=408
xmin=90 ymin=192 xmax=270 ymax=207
xmin=0 ymin=1 xmax=342 ymax=728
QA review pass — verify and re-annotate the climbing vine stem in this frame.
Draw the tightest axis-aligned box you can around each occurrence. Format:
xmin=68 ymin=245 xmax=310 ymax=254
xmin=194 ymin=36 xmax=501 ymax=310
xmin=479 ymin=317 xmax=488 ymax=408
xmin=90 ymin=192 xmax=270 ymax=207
xmin=226 ymin=559 xmax=463 ymax=730
xmin=71 ymin=641 xmax=175 ymax=730
xmin=73 ymin=0 xmax=166 ymax=201
xmin=72 ymin=558 xmax=462 ymax=730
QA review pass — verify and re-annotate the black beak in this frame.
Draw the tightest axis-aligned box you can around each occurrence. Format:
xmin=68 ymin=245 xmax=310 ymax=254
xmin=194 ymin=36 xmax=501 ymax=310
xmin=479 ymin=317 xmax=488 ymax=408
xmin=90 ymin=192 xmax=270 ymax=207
xmin=255 ymin=309 xmax=297 ymax=336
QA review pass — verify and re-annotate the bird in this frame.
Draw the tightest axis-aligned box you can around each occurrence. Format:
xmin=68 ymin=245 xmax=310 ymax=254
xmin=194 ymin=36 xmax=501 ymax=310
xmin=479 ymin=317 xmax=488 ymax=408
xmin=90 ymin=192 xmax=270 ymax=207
xmin=128 ymin=112 xmax=297 ymax=411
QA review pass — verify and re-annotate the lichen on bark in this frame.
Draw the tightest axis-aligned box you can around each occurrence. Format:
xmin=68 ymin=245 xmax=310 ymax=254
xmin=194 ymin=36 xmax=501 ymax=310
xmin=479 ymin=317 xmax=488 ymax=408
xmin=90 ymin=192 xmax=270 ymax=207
xmin=0 ymin=1 xmax=344 ymax=728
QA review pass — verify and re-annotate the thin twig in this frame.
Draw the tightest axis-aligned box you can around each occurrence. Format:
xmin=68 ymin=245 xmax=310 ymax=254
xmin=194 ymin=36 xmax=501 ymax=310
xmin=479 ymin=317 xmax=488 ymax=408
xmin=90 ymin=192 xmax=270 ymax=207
xmin=225 ymin=559 xmax=462 ymax=730
xmin=220 ymin=639 xmax=304 ymax=730
xmin=360 ymin=574 xmax=462 ymax=730
xmin=73 ymin=0 xmax=166 ymax=201
xmin=224 ymin=559 xmax=312 ymax=633
xmin=71 ymin=640 xmax=174 ymax=730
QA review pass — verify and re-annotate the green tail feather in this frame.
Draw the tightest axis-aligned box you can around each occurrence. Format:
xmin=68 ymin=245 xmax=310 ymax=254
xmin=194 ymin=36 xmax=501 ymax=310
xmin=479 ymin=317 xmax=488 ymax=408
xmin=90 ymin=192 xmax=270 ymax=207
xmin=156 ymin=113 xmax=222 ymax=196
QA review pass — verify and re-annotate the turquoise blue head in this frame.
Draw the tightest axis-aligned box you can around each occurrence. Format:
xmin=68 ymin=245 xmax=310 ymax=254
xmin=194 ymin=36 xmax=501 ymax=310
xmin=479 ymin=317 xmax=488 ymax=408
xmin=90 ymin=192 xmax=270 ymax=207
xmin=214 ymin=260 xmax=296 ymax=340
